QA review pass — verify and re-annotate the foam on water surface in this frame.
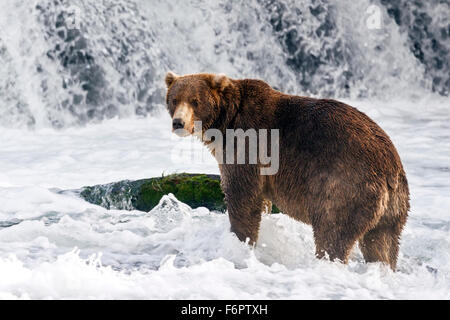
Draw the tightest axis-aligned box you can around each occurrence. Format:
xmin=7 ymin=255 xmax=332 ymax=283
xmin=0 ymin=98 xmax=449 ymax=299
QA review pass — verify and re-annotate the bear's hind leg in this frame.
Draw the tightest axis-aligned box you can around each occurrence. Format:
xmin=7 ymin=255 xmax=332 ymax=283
xmin=312 ymin=224 xmax=362 ymax=264
xmin=359 ymin=216 xmax=405 ymax=270
xmin=311 ymin=197 xmax=382 ymax=264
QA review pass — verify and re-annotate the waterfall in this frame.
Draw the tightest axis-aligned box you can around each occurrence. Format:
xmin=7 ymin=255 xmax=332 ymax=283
xmin=0 ymin=0 xmax=448 ymax=128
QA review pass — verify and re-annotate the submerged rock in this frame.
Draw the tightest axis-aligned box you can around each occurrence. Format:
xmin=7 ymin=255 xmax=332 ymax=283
xmin=76 ymin=173 xmax=280 ymax=213
xmin=78 ymin=173 xmax=225 ymax=212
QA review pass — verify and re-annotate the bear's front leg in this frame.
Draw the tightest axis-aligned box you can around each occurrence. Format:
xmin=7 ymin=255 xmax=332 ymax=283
xmin=221 ymin=165 xmax=264 ymax=246
xmin=227 ymin=196 xmax=264 ymax=245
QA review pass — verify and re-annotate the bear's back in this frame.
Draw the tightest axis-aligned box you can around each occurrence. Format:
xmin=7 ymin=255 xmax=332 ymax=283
xmin=273 ymin=96 xmax=403 ymax=177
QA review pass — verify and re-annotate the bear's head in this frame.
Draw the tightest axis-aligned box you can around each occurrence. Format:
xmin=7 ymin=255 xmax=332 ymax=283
xmin=165 ymin=72 xmax=238 ymax=137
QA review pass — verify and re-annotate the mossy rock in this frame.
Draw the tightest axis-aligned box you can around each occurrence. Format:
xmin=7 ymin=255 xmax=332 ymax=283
xmin=78 ymin=173 xmax=280 ymax=213
xmin=135 ymin=173 xmax=226 ymax=212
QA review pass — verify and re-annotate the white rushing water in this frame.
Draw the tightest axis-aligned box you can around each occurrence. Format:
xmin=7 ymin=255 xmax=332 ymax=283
xmin=1 ymin=0 xmax=447 ymax=127
xmin=0 ymin=97 xmax=449 ymax=299
xmin=0 ymin=0 xmax=449 ymax=299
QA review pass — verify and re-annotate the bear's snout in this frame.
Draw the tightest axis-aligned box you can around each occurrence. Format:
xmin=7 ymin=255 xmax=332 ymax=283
xmin=171 ymin=102 xmax=194 ymax=136
xmin=172 ymin=118 xmax=185 ymax=130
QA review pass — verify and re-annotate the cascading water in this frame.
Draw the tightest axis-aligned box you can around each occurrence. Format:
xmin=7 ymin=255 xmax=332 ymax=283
xmin=0 ymin=0 xmax=448 ymax=128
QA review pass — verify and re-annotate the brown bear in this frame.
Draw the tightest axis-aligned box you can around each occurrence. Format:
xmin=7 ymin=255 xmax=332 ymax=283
xmin=164 ymin=72 xmax=409 ymax=270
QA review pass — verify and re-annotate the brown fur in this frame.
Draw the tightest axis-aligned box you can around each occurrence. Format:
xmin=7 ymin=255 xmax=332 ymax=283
xmin=165 ymin=72 xmax=410 ymax=270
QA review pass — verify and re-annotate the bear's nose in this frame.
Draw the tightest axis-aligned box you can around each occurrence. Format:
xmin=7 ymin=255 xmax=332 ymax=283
xmin=172 ymin=118 xmax=185 ymax=130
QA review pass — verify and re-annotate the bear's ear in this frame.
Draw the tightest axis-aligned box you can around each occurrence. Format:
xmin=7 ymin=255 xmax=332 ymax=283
xmin=211 ymin=73 xmax=231 ymax=92
xmin=165 ymin=71 xmax=178 ymax=88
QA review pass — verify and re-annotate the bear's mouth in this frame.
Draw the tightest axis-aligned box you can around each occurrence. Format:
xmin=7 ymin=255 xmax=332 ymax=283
xmin=172 ymin=128 xmax=192 ymax=137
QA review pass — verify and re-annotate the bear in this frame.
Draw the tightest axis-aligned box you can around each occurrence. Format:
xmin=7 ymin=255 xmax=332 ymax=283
xmin=164 ymin=71 xmax=409 ymax=270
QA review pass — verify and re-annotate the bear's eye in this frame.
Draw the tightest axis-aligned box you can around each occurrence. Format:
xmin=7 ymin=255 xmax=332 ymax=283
xmin=191 ymin=99 xmax=198 ymax=107
xmin=172 ymin=99 xmax=177 ymax=106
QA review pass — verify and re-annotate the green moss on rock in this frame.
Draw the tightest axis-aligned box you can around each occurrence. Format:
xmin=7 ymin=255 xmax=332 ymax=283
xmin=78 ymin=173 xmax=280 ymax=213
xmin=271 ymin=204 xmax=281 ymax=214
xmin=134 ymin=173 xmax=226 ymax=212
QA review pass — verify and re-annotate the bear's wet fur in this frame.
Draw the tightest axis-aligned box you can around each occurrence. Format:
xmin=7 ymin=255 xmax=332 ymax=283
xmin=165 ymin=72 xmax=409 ymax=270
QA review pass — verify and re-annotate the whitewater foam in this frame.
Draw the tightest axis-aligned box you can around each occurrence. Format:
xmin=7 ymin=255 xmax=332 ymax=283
xmin=0 ymin=97 xmax=449 ymax=299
